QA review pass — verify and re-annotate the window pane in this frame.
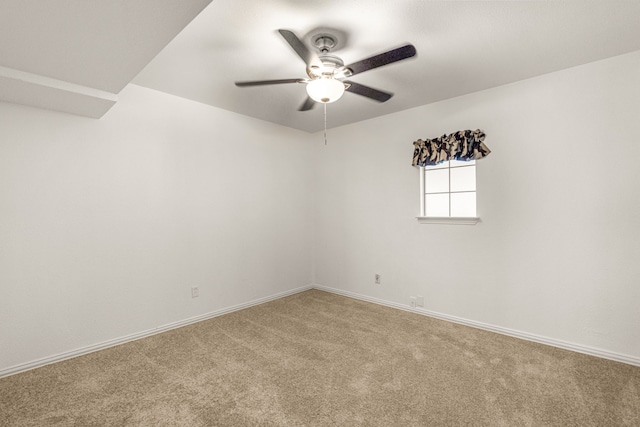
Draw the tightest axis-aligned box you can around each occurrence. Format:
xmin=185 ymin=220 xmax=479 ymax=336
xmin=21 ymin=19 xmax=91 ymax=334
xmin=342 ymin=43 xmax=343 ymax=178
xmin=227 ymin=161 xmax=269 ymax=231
xmin=425 ymin=168 xmax=449 ymax=193
xmin=450 ymin=159 xmax=475 ymax=168
xmin=426 ymin=194 xmax=449 ymax=217
xmin=450 ymin=165 xmax=476 ymax=192
xmin=450 ymin=192 xmax=476 ymax=217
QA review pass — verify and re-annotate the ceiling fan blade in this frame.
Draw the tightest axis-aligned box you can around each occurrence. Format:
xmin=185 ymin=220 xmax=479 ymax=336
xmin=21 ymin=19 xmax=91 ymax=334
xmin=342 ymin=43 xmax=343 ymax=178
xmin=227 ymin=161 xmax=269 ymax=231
xmin=344 ymin=81 xmax=393 ymax=102
xmin=235 ymin=78 xmax=306 ymax=87
xmin=278 ymin=29 xmax=323 ymax=69
xmin=298 ymin=96 xmax=316 ymax=111
xmin=344 ymin=44 xmax=417 ymax=77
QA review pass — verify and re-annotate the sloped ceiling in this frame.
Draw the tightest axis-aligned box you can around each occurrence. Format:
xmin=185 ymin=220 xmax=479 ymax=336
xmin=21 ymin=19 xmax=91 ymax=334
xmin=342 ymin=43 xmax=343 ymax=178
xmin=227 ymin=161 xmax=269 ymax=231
xmin=0 ymin=0 xmax=212 ymax=118
xmin=2 ymin=1 xmax=640 ymax=131
xmin=133 ymin=0 xmax=640 ymax=132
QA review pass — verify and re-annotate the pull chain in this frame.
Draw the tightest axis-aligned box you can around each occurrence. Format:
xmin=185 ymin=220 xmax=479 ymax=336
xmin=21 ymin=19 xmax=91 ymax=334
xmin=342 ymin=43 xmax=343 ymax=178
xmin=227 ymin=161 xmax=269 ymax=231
xmin=323 ymin=103 xmax=328 ymax=146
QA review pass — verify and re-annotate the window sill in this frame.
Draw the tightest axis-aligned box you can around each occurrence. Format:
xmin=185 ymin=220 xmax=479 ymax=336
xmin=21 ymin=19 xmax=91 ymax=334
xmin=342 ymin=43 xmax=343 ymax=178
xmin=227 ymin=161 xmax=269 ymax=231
xmin=416 ymin=216 xmax=480 ymax=225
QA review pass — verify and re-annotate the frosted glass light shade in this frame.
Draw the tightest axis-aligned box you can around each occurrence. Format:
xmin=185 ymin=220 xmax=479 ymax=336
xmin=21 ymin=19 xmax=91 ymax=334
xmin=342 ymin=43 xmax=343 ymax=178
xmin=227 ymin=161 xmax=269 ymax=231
xmin=306 ymin=78 xmax=345 ymax=103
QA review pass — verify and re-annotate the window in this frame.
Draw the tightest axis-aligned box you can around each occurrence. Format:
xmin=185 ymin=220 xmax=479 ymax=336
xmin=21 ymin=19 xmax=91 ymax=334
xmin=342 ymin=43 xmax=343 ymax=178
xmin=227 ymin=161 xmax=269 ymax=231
xmin=418 ymin=160 xmax=479 ymax=224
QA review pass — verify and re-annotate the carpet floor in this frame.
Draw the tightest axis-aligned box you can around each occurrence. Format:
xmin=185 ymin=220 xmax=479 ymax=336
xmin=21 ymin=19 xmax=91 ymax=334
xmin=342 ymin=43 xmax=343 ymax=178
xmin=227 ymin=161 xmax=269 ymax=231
xmin=1 ymin=289 xmax=639 ymax=426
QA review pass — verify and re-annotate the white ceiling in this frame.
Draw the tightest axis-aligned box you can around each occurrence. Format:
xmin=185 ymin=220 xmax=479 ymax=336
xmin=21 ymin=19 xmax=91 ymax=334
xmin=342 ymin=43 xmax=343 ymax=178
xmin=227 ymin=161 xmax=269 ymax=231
xmin=133 ymin=0 xmax=640 ymax=132
xmin=2 ymin=1 xmax=640 ymax=132
xmin=0 ymin=0 xmax=212 ymax=118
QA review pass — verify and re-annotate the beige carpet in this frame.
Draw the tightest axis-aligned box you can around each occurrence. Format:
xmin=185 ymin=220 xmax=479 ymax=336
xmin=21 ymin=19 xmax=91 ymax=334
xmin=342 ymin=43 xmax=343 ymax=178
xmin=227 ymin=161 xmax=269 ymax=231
xmin=1 ymin=289 xmax=639 ymax=426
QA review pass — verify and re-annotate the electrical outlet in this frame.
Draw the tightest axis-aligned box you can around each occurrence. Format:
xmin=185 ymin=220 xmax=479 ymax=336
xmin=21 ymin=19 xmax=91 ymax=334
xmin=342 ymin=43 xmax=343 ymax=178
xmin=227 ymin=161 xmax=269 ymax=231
xmin=374 ymin=274 xmax=381 ymax=284
xmin=410 ymin=296 xmax=417 ymax=308
xmin=417 ymin=295 xmax=424 ymax=307
xmin=191 ymin=286 xmax=199 ymax=298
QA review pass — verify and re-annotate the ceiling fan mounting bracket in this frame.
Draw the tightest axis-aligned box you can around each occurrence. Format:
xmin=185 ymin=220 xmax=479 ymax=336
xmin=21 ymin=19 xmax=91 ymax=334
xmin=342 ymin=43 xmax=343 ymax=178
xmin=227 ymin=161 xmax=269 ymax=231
xmin=312 ymin=33 xmax=338 ymax=54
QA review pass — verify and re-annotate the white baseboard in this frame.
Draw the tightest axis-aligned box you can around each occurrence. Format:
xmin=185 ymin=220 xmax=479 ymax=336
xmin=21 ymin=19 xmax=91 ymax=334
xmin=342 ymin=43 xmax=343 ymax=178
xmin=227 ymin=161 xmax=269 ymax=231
xmin=0 ymin=285 xmax=313 ymax=378
xmin=313 ymin=285 xmax=640 ymax=367
xmin=3 ymin=283 xmax=637 ymax=378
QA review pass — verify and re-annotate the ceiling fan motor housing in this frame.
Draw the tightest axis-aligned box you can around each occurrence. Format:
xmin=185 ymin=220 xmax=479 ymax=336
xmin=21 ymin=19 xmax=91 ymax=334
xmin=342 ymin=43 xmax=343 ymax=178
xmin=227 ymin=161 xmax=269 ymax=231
xmin=308 ymin=54 xmax=345 ymax=78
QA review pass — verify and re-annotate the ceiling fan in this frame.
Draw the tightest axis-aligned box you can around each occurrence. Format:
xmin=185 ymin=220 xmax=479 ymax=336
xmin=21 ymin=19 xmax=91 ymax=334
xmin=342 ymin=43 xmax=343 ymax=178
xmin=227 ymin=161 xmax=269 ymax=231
xmin=235 ymin=29 xmax=417 ymax=111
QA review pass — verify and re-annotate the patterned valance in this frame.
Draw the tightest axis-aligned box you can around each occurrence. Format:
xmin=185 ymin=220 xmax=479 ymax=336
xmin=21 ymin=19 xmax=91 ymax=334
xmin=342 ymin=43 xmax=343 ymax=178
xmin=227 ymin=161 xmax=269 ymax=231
xmin=412 ymin=129 xmax=490 ymax=167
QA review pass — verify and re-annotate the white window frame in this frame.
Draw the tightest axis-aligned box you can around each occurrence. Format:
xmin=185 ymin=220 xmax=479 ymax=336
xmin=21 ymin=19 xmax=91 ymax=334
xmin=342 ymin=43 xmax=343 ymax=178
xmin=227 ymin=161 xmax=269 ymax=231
xmin=417 ymin=161 xmax=480 ymax=225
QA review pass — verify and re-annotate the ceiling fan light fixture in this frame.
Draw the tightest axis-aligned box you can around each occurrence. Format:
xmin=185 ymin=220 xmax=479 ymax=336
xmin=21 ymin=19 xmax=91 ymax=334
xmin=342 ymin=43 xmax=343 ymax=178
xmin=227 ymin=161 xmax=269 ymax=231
xmin=306 ymin=77 xmax=345 ymax=103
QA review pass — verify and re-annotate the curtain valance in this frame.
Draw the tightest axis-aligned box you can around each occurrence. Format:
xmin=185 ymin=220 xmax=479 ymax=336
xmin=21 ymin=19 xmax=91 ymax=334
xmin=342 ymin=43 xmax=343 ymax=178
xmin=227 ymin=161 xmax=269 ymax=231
xmin=412 ymin=129 xmax=490 ymax=167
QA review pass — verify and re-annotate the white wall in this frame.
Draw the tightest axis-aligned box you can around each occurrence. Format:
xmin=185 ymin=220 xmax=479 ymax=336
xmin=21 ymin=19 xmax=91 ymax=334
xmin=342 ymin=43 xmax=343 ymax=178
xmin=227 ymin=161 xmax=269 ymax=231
xmin=314 ymin=50 xmax=640 ymax=360
xmin=2 ymin=51 xmax=639 ymax=374
xmin=0 ymin=85 xmax=314 ymax=372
